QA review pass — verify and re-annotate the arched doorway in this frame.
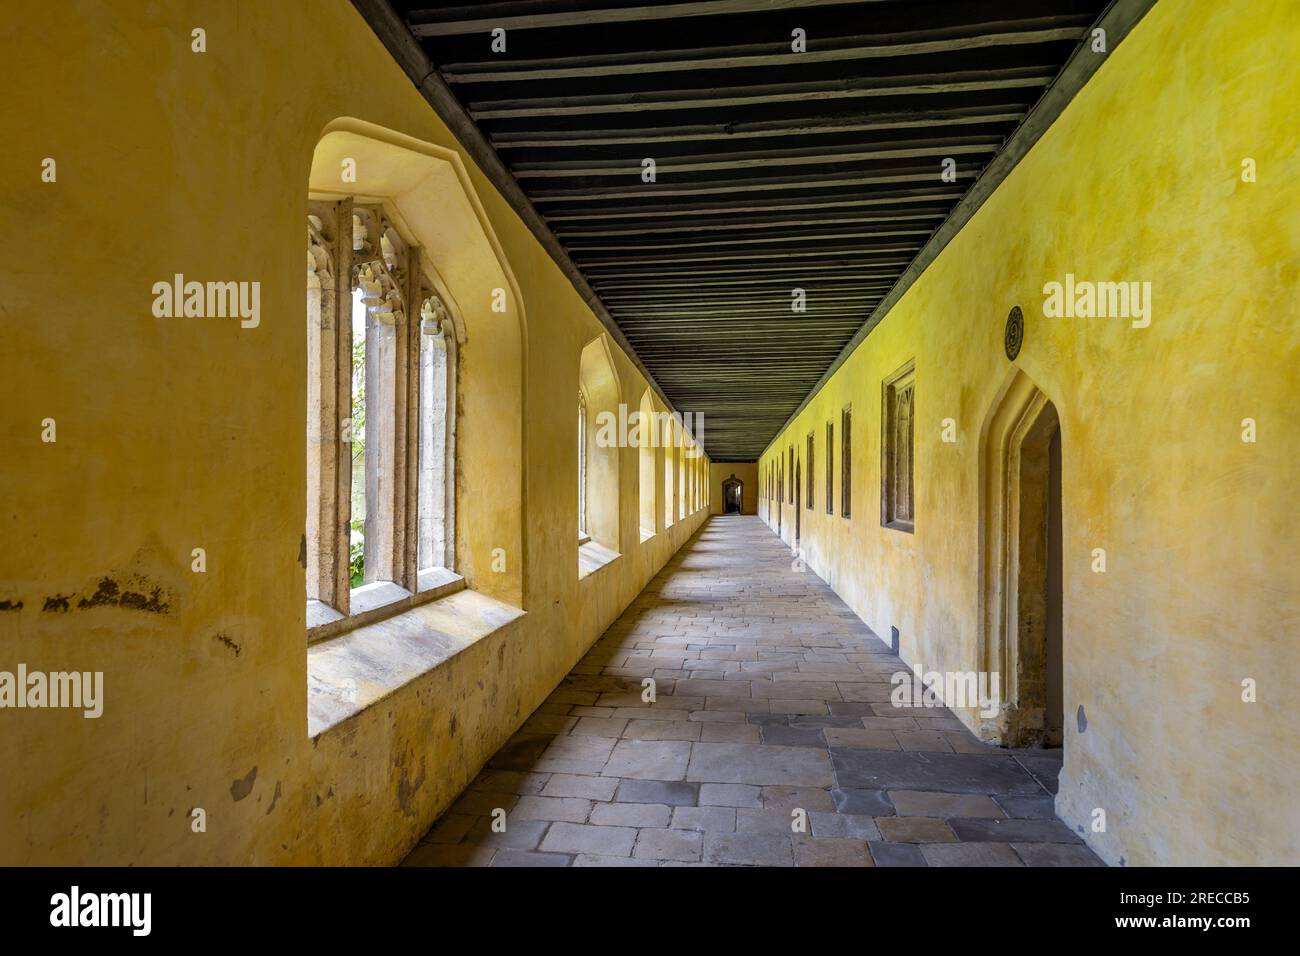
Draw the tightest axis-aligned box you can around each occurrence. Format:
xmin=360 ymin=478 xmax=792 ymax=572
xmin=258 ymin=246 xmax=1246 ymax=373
xmin=978 ymin=370 xmax=1063 ymax=748
xmin=722 ymin=475 xmax=743 ymax=514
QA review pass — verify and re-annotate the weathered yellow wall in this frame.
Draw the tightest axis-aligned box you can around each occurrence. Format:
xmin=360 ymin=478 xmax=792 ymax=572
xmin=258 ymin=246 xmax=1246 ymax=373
xmin=760 ymin=2 xmax=1299 ymax=866
xmin=710 ymin=463 xmax=758 ymax=515
xmin=0 ymin=1 xmax=709 ymax=864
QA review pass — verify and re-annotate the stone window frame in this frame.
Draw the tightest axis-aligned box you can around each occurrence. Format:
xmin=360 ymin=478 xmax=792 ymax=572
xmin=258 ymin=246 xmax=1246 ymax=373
xmin=825 ymin=421 xmax=834 ymax=515
xmin=841 ymin=404 xmax=852 ymax=519
xmin=306 ymin=198 xmax=461 ymax=642
xmin=637 ymin=389 xmax=657 ymax=541
xmin=881 ymin=359 xmax=917 ymax=534
xmin=678 ymin=431 xmax=688 ymax=521
xmin=577 ymin=389 xmax=589 ymax=543
xmin=806 ymin=431 xmax=815 ymax=509
xmin=788 ymin=446 xmax=795 ymax=504
xmin=662 ymin=415 xmax=676 ymax=529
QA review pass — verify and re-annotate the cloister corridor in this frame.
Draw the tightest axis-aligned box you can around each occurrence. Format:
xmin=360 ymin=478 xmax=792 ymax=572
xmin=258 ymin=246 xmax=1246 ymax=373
xmin=6 ymin=0 xmax=1294 ymax=901
xmin=404 ymin=516 xmax=1093 ymax=868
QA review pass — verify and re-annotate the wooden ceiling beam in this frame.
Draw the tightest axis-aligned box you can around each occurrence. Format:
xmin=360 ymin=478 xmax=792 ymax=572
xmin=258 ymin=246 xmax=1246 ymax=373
xmin=468 ymin=68 xmax=1057 ymax=119
xmin=512 ymin=141 xmax=998 ymax=179
xmin=530 ymin=169 xmax=978 ymax=203
xmin=443 ymin=26 xmax=1087 ymax=83
xmin=543 ymin=190 xmax=964 ymax=222
xmin=491 ymin=108 xmax=1027 ymax=149
xmin=408 ymin=0 xmax=898 ymax=37
xmin=555 ymin=211 xmax=947 ymax=239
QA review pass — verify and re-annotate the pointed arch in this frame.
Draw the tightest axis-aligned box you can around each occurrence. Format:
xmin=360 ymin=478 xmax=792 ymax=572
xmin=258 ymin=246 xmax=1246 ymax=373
xmin=579 ymin=333 xmax=622 ymax=554
xmin=638 ymin=388 xmax=658 ymax=539
xmin=978 ymin=368 xmax=1063 ymax=745
xmin=308 ymin=118 xmax=526 ymax=613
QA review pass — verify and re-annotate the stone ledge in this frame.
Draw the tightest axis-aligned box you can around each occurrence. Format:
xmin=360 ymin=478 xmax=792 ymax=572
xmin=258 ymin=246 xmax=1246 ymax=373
xmin=307 ymin=588 xmax=525 ymax=737
xmin=578 ymin=540 xmax=621 ymax=579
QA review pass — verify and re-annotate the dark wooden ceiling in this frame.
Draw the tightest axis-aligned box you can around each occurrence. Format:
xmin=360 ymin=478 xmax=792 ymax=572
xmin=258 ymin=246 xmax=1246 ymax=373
xmin=383 ymin=0 xmax=1112 ymax=460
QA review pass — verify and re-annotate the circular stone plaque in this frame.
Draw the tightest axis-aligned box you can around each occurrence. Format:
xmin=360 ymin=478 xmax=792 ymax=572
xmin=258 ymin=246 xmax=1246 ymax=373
xmin=1004 ymin=305 xmax=1024 ymax=361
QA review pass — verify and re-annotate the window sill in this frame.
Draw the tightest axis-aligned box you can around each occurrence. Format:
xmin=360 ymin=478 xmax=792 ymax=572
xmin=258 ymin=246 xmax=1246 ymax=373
xmin=307 ymin=567 xmax=466 ymax=646
xmin=578 ymin=539 xmax=620 ymax=579
xmin=307 ymin=587 xmax=525 ymax=737
xmin=639 ymin=527 xmax=655 ymax=543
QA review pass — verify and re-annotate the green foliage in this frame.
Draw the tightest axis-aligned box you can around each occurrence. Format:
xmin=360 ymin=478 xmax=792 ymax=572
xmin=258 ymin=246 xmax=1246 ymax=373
xmin=351 ymin=335 xmax=366 ymax=461
xmin=349 ymin=528 xmax=365 ymax=589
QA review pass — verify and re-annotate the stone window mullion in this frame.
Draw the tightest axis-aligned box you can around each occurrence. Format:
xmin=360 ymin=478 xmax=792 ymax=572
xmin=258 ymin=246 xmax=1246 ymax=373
xmin=306 ymin=198 xmax=354 ymax=618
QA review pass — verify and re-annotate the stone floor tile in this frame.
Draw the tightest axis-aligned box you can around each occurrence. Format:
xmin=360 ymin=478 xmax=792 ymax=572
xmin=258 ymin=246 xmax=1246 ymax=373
xmin=573 ymin=853 xmax=659 ymax=867
xmin=698 ymin=783 xmax=763 ymax=808
xmin=945 ymin=733 xmax=1001 ymax=754
xmin=830 ymin=788 xmax=895 ymax=816
xmin=461 ymin=817 xmax=551 ymax=850
xmin=736 ymin=808 xmax=799 ymax=834
xmin=703 ymin=832 xmax=794 ymax=867
xmin=686 ymin=742 xmax=834 ymax=787
xmin=809 ymin=811 xmax=880 ymax=841
xmin=759 ymin=724 xmax=826 ymax=748
xmin=540 ymin=773 xmax=619 ymax=801
xmin=761 ymin=785 xmax=836 ymax=812
xmin=634 ymin=828 xmax=703 ymax=862
xmin=611 ymin=707 xmax=694 ymax=721
xmin=1011 ymin=842 xmax=1105 ymax=866
xmin=590 ymin=802 xmax=672 ymax=828
xmin=835 ymin=683 xmax=896 ymax=703
xmin=623 ymin=719 xmax=703 ymax=741
xmin=895 ymin=731 xmax=955 ymax=753
xmin=539 ymin=822 xmax=637 ymax=857
xmin=511 ymin=795 xmax=593 ymax=824
xmin=993 ymin=794 xmax=1058 ymax=819
xmin=858 ymin=715 xmax=918 ymax=732
xmin=831 ymin=749 xmax=1044 ymax=794
xmin=532 ymin=735 xmax=617 ymax=775
xmin=614 ymin=779 xmax=699 ymax=806
xmin=700 ymin=723 xmax=762 ymax=743
xmin=793 ymin=835 xmax=874 ymax=867
xmin=670 ymin=805 xmax=737 ymax=832
xmin=602 ymin=739 xmax=693 ymax=780
xmin=868 ymin=841 xmax=927 ymax=867
xmin=921 ymin=842 xmax=1023 ymax=866
xmin=768 ymin=699 xmax=830 ymax=715
xmin=471 ymin=770 xmax=550 ymax=796
xmin=570 ymin=706 xmax=617 ymax=718
xmin=889 ymin=790 xmax=1005 ymax=818
xmin=948 ymin=817 xmax=1082 ymax=844
xmin=823 ymin=727 xmax=900 ymax=750
xmin=490 ymin=849 xmax=572 ymax=867
xmin=571 ymin=716 xmax=629 ymax=738
xmin=876 ymin=816 xmax=958 ymax=843
xmin=688 ymin=710 xmax=746 ymax=723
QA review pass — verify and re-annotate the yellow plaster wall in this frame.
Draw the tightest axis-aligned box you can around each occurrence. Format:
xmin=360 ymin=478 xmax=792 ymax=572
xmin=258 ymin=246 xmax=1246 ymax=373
xmin=0 ymin=1 xmax=709 ymax=864
xmin=760 ymin=1 xmax=1299 ymax=866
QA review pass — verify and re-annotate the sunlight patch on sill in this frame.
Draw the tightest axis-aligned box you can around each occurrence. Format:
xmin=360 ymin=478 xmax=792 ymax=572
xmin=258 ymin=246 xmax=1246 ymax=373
xmin=578 ymin=539 xmax=620 ymax=579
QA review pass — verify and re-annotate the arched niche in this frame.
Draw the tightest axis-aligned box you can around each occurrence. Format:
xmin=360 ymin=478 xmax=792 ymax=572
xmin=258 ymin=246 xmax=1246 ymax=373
xmin=638 ymin=388 xmax=658 ymax=538
xmin=578 ymin=334 xmax=622 ymax=553
xmin=309 ymin=119 xmax=526 ymax=607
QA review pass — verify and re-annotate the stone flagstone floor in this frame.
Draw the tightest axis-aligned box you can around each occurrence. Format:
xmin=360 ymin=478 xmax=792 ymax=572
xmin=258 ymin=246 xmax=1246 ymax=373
xmin=404 ymin=515 xmax=1101 ymax=867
